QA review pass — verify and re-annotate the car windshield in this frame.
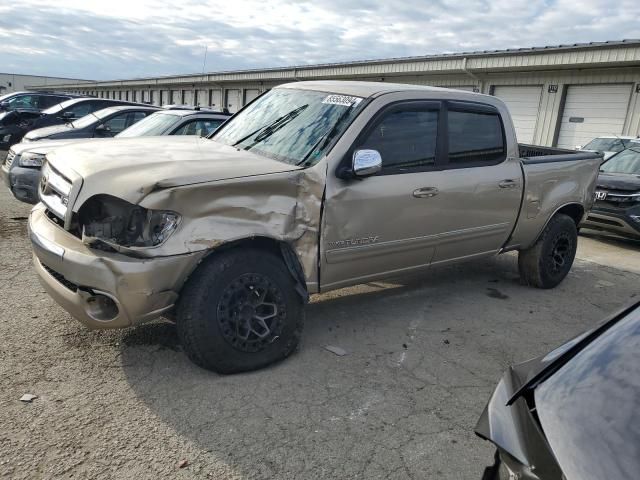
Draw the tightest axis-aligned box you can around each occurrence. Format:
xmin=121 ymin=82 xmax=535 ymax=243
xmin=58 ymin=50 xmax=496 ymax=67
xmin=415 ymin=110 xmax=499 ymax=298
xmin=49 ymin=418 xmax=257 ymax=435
xmin=117 ymin=112 xmax=179 ymax=137
xmin=212 ymin=88 xmax=365 ymax=166
xmin=600 ymin=148 xmax=640 ymax=174
xmin=583 ymin=137 xmax=630 ymax=152
xmin=42 ymin=98 xmax=78 ymax=115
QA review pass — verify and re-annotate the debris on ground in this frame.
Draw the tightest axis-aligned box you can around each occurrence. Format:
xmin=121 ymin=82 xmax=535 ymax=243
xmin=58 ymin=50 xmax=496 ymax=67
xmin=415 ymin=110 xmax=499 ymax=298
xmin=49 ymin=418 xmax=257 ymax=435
xmin=20 ymin=394 xmax=38 ymax=403
xmin=443 ymin=339 xmax=450 ymax=345
xmin=177 ymin=459 xmax=189 ymax=469
xmin=324 ymin=345 xmax=348 ymax=356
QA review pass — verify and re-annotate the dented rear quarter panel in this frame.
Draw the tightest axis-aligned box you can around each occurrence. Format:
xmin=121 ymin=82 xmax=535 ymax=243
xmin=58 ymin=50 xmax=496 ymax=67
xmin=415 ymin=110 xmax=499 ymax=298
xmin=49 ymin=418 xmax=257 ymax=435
xmin=506 ymin=156 xmax=600 ymax=250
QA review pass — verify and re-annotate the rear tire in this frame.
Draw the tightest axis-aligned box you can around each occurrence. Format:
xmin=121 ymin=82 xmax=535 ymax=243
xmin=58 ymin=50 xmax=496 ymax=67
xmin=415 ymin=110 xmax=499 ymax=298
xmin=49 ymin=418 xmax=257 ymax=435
xmin=177 ymin=249 xmax=304 ymax=374
xmin=518 ymin=214 xmax=577 ymax=289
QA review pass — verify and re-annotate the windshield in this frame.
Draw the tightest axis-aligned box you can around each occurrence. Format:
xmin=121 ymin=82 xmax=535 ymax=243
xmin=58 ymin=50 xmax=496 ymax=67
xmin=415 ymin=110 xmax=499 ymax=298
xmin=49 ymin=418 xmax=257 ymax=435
xmin=212 ymin=88 xmax=365 ymax=166
xmin=42 ymin=98 xmax=78 ymax=115
xmin=117 ymin=112 xmax=179 ymax=137
xmin=583 ymin=137 xmax=631 ymax=152
xmin=600 ymin=148 xmax=640 ymax=174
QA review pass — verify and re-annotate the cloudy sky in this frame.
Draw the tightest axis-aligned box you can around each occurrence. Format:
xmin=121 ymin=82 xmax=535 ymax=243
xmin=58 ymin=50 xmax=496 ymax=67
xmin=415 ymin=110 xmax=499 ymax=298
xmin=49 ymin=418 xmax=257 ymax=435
xmin=0 ymin=0 xmax=637 ymax=81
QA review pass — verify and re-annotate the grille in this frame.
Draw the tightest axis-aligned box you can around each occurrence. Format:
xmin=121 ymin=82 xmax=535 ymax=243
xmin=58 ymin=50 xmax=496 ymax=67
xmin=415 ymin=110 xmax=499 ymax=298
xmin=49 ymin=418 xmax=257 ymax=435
xmin=40 ymin=163 xmax=72 ymax=221
xmin=3 ymin=150 xmax=16 ymax=168
xmin=41 ymin=263 xmax=78 ymax=292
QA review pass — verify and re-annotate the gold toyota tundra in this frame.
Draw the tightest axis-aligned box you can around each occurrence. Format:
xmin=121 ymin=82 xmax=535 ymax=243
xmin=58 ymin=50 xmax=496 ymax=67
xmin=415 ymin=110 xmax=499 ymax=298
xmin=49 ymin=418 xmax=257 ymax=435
xmin=28 ymin=81 xmax=602 ymax=373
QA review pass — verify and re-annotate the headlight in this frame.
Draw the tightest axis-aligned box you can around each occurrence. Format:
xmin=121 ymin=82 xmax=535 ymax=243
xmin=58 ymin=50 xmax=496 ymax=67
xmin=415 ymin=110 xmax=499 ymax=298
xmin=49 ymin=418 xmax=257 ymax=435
xmin=79 ymin=194 xmax=181 ymax=249
xmin=19 ymin=151 xmax=46 ymax=167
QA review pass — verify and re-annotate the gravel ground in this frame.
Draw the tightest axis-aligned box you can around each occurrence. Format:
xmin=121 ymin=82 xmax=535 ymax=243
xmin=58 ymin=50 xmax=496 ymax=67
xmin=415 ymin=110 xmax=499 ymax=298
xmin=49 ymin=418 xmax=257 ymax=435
xmin=1 ymin=184 xmax=638 ymax=480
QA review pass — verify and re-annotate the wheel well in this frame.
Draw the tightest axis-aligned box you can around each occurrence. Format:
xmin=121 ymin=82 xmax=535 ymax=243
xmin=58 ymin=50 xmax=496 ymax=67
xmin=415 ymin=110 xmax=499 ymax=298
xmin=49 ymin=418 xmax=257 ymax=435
xmin=201 ymin=236 xmax=309 ymax=301
xmin=556 ymin=203 xmax=585 ymax=226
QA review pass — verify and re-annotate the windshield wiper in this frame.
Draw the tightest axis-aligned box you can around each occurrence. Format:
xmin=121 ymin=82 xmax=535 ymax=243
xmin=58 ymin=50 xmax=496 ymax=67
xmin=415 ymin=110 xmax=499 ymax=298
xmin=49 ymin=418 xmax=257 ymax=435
xmin=232 ymin=104 xmax=308 ymax=149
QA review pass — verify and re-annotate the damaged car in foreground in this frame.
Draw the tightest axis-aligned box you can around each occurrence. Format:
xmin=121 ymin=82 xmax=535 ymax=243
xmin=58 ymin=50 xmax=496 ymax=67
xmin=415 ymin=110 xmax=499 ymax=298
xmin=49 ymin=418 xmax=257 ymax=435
xmin=476 ymin=300 xmax=640 ymax=480
xmin=29 ymin=81 xmax=601 ymax=373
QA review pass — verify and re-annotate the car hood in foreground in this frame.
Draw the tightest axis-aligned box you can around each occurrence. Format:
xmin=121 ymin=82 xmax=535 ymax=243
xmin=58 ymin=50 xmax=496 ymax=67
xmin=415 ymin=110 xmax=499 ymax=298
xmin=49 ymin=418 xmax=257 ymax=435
xmin=476 ymin=301 xmax=640 ymax=480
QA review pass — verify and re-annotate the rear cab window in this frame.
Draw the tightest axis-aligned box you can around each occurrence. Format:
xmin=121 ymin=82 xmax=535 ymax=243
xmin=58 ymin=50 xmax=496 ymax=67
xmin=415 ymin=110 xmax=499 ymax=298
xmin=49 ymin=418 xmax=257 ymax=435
xmin=446 ymin=102 xmax=506 ymax=167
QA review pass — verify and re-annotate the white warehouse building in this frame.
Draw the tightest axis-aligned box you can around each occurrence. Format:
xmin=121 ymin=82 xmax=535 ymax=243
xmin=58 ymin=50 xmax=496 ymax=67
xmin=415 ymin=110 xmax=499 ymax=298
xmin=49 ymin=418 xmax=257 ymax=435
xmin=1 ymin=73 xmax=91 ymax=94
xmin=32 ymin=39 xmax=640 ymax=148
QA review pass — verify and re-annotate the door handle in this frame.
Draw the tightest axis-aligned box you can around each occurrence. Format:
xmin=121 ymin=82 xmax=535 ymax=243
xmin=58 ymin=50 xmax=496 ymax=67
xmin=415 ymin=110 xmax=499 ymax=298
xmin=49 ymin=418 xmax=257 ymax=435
xmin=413 ymin=187 xmax=439 ymax=198
xmin=498 ymin=179 xmax=518 ymax=189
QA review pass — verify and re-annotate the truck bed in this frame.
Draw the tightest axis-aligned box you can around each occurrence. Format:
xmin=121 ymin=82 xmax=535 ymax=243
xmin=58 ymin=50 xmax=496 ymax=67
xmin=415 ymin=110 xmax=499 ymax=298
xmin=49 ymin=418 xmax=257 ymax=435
xmin=518 ymin=144 xmax=603 ymax=164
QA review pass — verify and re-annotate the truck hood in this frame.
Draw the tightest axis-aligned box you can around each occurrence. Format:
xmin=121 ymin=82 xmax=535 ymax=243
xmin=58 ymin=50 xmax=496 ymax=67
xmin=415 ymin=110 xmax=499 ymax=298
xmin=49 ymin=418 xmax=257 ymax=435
xmin=47 ymin=136 xmax=303 ymax=206
xmin=597 ymin=172 xmax=640 ymax=192
xmin=24 ymin=123 xmax=75 ymax=140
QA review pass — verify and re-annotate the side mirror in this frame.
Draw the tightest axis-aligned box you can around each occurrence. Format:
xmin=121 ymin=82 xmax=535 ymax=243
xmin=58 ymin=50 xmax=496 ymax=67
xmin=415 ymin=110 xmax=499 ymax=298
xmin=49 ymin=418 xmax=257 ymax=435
xmin=94 ymin=124 xmax=111 ymax=136
xmin=61 ymin=111 xmax=75 ymax=120
xmin=0 ymin=102 xmax=8 ymax=111
xmin=353 ymin=149 xmax=382 ymax=177
xmin=575 ymin=145 xmax=582 ymax=150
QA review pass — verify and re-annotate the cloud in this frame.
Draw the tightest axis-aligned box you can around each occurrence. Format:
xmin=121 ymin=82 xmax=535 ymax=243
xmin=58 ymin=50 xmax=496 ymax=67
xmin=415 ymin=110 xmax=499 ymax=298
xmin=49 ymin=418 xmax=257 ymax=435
xmin=0 ymin=0 xmax=637 ymax=80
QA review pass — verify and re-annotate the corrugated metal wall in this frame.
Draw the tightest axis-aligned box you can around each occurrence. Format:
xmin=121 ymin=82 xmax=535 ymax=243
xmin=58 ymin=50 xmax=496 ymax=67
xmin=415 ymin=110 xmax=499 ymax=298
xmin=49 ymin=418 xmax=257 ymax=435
xmin=35 ymin=43 xmax=640 ymax=146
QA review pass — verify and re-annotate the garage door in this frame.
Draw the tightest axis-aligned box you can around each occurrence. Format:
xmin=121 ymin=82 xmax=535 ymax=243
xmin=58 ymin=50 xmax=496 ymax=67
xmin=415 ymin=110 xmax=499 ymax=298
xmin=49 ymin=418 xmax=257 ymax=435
xmin=244 ymin=89 xmax=261 ymax=105
xmin=557 ymin=84 xmax=632 ymax=149
xmin=183 ymin=90 xmax=194 ymax=106
xmin=210 ymin=90 xmax=222 ymax=110
xmin=225 ymin=89 xmax=241 ymax=113
xmin=494 ymin=86 xmax=542 ymax=144
xmin=196 ymin=89 xmax=208 ymax=107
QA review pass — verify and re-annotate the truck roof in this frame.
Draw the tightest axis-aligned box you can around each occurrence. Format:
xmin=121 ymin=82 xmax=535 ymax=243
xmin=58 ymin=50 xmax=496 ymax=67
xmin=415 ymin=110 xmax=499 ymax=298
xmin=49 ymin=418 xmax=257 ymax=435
xmin=279 ymin=80 xmax=485 ymax=99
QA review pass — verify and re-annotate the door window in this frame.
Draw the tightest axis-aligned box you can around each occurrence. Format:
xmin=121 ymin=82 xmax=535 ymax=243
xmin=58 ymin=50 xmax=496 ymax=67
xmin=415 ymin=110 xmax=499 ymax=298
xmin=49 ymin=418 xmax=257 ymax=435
xmin=64 ymin=101 xmax=95 ymax=119
xmin=447 ymin=109 xmax=505 ymax=165
xmin=100 ymin=112 xmax=130 ymax=135
xmin=173 ymin=119 xmax=224 ymax=136
xmin=358 ymin=107 xmax=439 ymax=173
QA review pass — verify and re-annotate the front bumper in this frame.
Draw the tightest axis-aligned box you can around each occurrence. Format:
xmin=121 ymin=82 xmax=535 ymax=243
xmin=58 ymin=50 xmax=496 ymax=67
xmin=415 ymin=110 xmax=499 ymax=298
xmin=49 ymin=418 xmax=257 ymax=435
xmin=581 ymin=207 xmax=640 ymax=239
xmin=2 ymin=164 xmax=41 ymax=204
xmin=29 ymin=205 xmax=205 ymax=330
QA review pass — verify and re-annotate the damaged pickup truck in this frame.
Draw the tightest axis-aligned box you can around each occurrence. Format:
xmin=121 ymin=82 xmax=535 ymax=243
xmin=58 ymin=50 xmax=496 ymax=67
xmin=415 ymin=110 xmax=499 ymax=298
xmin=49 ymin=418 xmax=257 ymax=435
xmin=29 ymin=81 xmax=601 ymax=373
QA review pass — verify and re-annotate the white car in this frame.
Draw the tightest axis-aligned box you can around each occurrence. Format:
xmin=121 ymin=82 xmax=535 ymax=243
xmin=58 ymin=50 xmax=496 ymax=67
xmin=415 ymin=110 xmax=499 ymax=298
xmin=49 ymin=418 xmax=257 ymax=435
xmin=578 ymin=135 xmax=638 ymax=160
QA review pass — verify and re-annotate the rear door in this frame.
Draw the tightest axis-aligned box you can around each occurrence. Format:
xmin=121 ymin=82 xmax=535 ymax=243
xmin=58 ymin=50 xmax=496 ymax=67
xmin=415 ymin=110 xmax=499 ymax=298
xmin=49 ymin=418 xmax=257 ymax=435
xmin=428 ymin=102 xmax=522 ymax=264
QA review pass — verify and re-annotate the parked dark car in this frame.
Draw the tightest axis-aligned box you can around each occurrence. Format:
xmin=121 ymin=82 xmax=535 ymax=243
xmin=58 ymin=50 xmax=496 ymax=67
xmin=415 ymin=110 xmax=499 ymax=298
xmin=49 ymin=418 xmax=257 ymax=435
xmin=22 ymin=105 xmax=160 ymax=142
xmin=0 ymin=91 xmax=82 ymax=112
xmin=0 ymin=108 xmax=43 ymax=150
xmin=581 ymin=144 xmax=640 ymax=239
xmin=476 ymin=300 xmax=640 ymax=480
xmin=0 ymin=98 xmax=148 ymax=149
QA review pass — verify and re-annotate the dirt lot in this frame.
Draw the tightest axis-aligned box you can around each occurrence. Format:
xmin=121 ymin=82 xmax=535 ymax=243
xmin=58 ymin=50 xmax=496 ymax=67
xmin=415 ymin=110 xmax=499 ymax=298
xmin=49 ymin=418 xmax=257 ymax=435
xmin=1 ymin=183 xmax=639 ymax=479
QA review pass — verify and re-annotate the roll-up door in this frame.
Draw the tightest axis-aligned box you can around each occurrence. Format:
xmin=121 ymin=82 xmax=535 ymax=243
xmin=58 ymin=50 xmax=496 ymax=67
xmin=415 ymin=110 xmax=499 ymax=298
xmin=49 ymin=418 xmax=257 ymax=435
xmin=557 ymin=84 xmax=632 ymax=149
xmin=225 ymin=89 xmax=241 ymax=113
xmin=493 ymin=86 xmax=543 ymax=144
xmin=244 ymin=89 xmax=261 ymax=105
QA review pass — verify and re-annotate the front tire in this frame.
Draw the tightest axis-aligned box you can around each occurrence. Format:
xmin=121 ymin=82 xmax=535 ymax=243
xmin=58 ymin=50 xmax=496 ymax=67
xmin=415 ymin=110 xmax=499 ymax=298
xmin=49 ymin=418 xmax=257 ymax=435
xmin=518 ymin=213 xmax=578 ymax=289
xmin=177 ymin=249 xmax=304 ymax=374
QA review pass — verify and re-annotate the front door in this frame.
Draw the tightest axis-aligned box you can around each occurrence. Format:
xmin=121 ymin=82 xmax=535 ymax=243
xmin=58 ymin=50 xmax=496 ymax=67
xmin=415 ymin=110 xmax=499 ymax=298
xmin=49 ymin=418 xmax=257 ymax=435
xmin=321 ymin=101 xmax=443 ymax=290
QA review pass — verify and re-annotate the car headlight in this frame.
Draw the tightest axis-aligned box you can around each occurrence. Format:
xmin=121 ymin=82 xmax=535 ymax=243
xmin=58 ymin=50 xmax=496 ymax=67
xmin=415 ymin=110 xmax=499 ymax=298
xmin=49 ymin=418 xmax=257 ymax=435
xmin=19 ymin=151 xmax=46 ymax=167
xmin=79 ymin=194 xmax=181 ymax=249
